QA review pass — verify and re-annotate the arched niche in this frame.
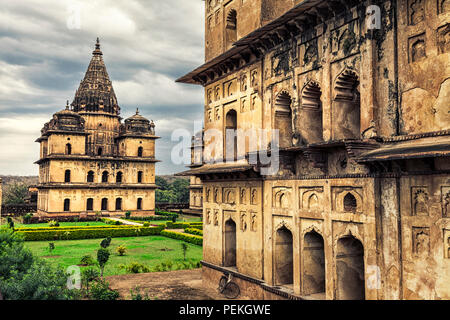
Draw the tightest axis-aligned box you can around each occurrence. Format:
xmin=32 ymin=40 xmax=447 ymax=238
xmin=225 ymin=110 xmax=238 ymax=161
xmin=274 ymin=226 xmax=293 ymax=285
xmin=336 ymin=236 xmax=365 ymax=300
xmin=297 ymin=81 xmax=323 ymax=144
xmin=274 ymin=91 xmax=293 ymax=149
xmin=332 ymin=69 xmax=360 ymax=140
xmin=224 ymin=219 xmax=237 ymax=267
xmin=303 ymin=230 xmax=325 ymax=295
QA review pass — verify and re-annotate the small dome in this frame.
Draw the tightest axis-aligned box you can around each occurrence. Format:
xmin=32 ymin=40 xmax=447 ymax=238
xmin=41 ymin=102 xmax=85 ymax=134
xmin=121 ymin=108 xmax=155 ymax=135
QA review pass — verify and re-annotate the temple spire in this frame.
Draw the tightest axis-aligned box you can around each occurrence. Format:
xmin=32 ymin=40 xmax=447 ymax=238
xmin=93 ymin=37 xmax=102 ymax=55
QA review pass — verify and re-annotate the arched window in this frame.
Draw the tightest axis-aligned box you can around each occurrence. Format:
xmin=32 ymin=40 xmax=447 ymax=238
xmin=226 ymin=9 xmax=237 ymax=48
xmin=64 ymin=170 xmax=71 ymax=183
xmin=137 ymin=171 xmax=143 ymax=183
xmin=225 ymin=110 xmax=238 ymax=161
xmin=102 ymin=171 xmax=109 ymax=183
xmin=137 ymin=198 xmax=143 ymax=210
xmin=64 ymin=199 xmax=70 ymax=212
xmin=66 ymin=143 xmax=72 ymax=155
xmin=115 ymin=198 xmax=122 ymax=211
xmin=97 ymin=147 xmax=103 ymax=156
xmin=87 ymin=171 xmax=95 ymax=183
xmin=116 ymin=172 xmax=123 ymax=183
xmin=274 ymin=92 xmax=293 ymax=148
xmin=138 ymin=147 xmax=143 ymax=157
xmin=101 ymin=198 xmax=108 ymax=211
xmin=86 ymin=198 xmax=94 ymax=211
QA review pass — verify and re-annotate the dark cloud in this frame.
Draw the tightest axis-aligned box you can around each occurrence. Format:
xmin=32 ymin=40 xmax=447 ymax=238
xmin=0 ymin=0 xmax=205 ymax=175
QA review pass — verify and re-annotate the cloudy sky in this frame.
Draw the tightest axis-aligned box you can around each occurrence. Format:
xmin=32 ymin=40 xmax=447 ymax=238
xmin=0 ymin=0 xmax=205 ymax=176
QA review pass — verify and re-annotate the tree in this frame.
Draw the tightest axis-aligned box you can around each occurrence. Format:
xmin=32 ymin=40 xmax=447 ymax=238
xmin=97 ymin=248 xmax=110 ymax=277
xmin=155 ymin=176 xmax=170 ymax=190
xmin=3 ymin=183 xmax=29 ymax=205
xmin=181 ymin=243 xmax=189 ymax=261
xmin=0 ymin=228 xmax=76 ymax=300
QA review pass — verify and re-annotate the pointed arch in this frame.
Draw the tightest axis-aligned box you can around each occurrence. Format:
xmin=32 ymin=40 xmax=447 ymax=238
xmin=274 ymin=91 xmax=293 ymax=148
xmin=275 ymin=226 xmax=293 ymax=285
xmin=303 ymin=230 xmax=325 ymax=295
xmin=336 ymin=236 xmax=365 ymax=300
xmin=224 ymin=218 xmax=237 ymax=267
xmin=333 ymin=68 xmax=360 ymax=139
xmin=298 ymin=80 xmax=323 ymax=144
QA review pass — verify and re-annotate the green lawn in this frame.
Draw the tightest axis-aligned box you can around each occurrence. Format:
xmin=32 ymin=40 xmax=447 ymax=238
xmin=24 ymin=236 xmax=203 ymax=276
xmin=127 ymin=214 xmax=202 ymax=226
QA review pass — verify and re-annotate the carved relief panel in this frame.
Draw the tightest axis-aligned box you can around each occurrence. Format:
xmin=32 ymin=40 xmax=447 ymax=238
xmin=299 ymin=187 xmax=324 ymax=212
xmin=272 ymin=187 xmax=292 ymax=209
xmin=250 ymin=69 xmax=259 ymax=88
xmin=299 ymin=38 xmax=319 ymax=72
xmin=408 ymin=33 xmax=426 ymax=63
xmin=224 ymin=79 xmax=237 ymax=97
xmin=240 ymin=187 xmax=247 ymax=204
xmin=223 ymin=188 xmax=236 ymax=205
xmin=214 ymin=85 xmax=221 ymax=101
xmin=272 ymin=49 xmax=292 ymax=76
xmin=408 ymin=0 xmax=425 ymax=25
xmin=206 ymin=208 xmax=211 ymax=224
xmin=411 ymin=187 xmax=429 ymax=216
xmin=240 ymin=211 xmax=247 ymax=232
xmin=214 ymin=187 xmax=221 ymax=203
xmin=250 ymin=188 xmax=258 ymax=205
xmin=331 ymin=187 xmax=363 ymax=213
xmin=444 ymin=229 xmax=450 ymax=259
xmin=240 ymin=73 xmax=248 ymax=92
xmin=240 ymin=97 xmax=248 ymax=113
xmin=250 ymin=211 xmax=257 ymax=232
xmin=331 ymin=20 xmax=360 ymax=60
xmin=438 ymin=0 xmax=450 ymax=14
xmin=437 ymin=24 xmax=450 ymax=54
xmin=213 ymin=209 xmax=219 ymax=226
xmin=214 ymin=106 xmax=221 ymax=121
xmin=412 ymin=227 xmax=430 ymax=257
xmin=250 ymin=93 xmax=258 ymax=111
xmin=441 ymin=186 xmax=450 ymax=217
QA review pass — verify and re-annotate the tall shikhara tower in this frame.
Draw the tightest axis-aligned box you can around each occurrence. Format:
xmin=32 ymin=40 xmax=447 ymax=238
xmin=35 ymin=39 xmax=159 ymax=216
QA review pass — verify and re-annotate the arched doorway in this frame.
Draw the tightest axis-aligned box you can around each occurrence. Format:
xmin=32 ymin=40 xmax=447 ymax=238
xmin=225 ymin=110 xmax=238 ymax=161
xmin=63 ymin=199 xmax=70 ymax=212
xmin=101 ymin=198 xmax=108 ymax=211
xmin=336 ymin=236 xmax=365 ymax=300
xmin=224 ymin=219 xmax=237 ymax=267
xmin=274 ymin=92 xmax=293 ymax=148
xmin=86 ymin=198 xmax=94 ymax=211
xmin=275 ymin=227 xmax=293 ymax=285
xmin=303 ymin=230 xmax=325 ymax=295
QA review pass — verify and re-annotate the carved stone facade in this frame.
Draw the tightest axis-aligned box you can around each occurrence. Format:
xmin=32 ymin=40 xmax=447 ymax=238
xmin=36 ymin=40 xmax=159 ymax=216
xmin=177 ymin=0 xmax=450 ymax=300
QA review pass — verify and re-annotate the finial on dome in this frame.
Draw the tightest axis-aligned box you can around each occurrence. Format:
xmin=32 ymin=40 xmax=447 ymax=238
xmin=66 ymin=100 xmax=70 ymax=110
xmin=93 ymin=37 xmax=102 ymax=55
xmin=136 ymin=108 xmax=140 ymax=115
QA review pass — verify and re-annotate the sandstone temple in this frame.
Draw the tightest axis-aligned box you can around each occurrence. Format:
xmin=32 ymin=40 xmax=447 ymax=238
xmin=35 ymin=39 xmax=159 ymax=217
xmin=177 ymin=0 xmax=450 ymax=299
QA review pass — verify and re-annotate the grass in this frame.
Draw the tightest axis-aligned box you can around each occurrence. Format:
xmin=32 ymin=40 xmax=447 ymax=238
xmin=14 ymin=221 xmax=110 ymax=228
xmin=24 ymin=235 xmax=203 ymax=276
xmin=126 ymin=214 xmax=202 ymax=226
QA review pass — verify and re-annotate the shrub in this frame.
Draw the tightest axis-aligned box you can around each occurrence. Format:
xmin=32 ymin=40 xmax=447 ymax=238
xmin=101 ymin=218 xmax=123 ymax=225
xmin=125 ymin=211 xmax=132 ymax=219
xmin=23 ymin=213 xmax=33 ymax=224
xmin=126 ymin=216 xmax=168 ymax=222
xmin=48 ymin=242 xmax=55 ymax=253
xmin=81 ymin=267 xmax=100 ymax=291
xmin=130 ymin=286 xmax=151 ymax=300
xmin=160 ymin=230 xmax=202 ymax=246
xmin=97 ymin=248 xmax=110 ymax=277
xmin=100 ymin=237 xmax=112 ymax=248
xmin=142 ymin=222 xmax=150 ymax=227
xmin=119 ymin=262 xmax=150 ymax=274
xmin=116 ymin=245 xmax=127 ymax=256
xmin=181 ymin=243 xmax=188 ymax=261
xmin=89 ymin=279 xmax=119 ymax=300
xmin=80 ymin=254 xmax=96 ymax=266
xmin=48 ymin=220 xmax=60 ymax=227
xmin=184 ymin=228 xmax=203 ymax=236
xmin=155 ymin=209 xmax=178 ymax=218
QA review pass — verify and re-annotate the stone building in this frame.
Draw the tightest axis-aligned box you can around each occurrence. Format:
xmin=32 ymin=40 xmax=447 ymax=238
xmin=36 ymin=39 xmax=159 ymax=217
xmin=188 ymin=130 xmax=204 ymax=215
xmin=177 ymin=0 xmax=450 ymax=299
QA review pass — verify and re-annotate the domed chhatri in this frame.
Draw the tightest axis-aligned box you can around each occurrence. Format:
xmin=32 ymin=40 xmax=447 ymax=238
xmin=35 ymin=39 xmax=159 ymax=217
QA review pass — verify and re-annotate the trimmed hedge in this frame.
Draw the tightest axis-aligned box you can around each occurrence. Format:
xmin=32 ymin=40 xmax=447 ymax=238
xmin=155 ymin=209 xmax=178 ymax=218
xmin=15 ymin=225 xmax=133 ymax=232
xmin=165 ymin=222 xmax=203 ymax=229
xmin=126 ymin=216 xmax=169 ymax=222
xmin=16 ymin=225 xmax=164 ymax=241
xmin=184 ymin=228 xmax=203 ymax=236
xmin=101 ymin=218 xmax=123 ymax=225
xmin=160 ymin=230 xmax=202 ymax=246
